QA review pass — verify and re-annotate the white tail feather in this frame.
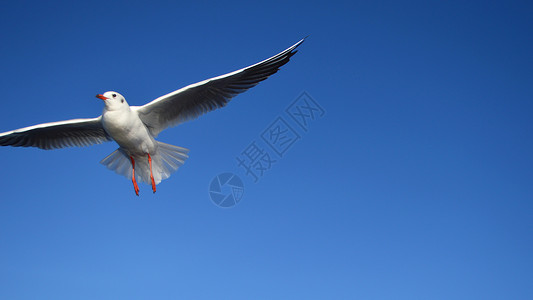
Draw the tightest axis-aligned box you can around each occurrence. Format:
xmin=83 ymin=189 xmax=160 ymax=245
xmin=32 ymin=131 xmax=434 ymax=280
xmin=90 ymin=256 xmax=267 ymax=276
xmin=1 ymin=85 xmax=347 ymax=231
xmin=100 ymin=142 xmax=189 ymax=185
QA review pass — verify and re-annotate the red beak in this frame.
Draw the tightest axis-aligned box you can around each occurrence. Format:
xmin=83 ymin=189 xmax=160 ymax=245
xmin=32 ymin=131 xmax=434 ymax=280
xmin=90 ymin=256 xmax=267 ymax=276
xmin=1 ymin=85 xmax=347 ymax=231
xmin=95 ymin=94 xmax=108 ymax=100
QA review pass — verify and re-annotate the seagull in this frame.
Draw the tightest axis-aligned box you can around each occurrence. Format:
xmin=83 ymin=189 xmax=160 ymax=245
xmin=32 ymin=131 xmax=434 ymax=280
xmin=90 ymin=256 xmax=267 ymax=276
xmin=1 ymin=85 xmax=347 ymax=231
xmin=0 ymin=38 xmax=305 ymax=195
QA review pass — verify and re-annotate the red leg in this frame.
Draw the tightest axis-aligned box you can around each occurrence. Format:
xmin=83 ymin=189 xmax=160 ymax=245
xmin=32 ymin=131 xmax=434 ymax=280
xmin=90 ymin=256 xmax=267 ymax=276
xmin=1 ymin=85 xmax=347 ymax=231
xmin=148 ymin=153 xmax=156 ymax=193
xmin=130 ymin=156 xmax=139 ymax=196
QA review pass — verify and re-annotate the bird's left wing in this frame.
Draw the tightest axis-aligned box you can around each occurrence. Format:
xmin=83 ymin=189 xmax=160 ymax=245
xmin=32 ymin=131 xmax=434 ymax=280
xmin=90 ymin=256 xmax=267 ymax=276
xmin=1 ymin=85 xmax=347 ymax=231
xmin=133 ymin=38 xmax=305 ymax=136
xmin=0 ymin=117 xmax=111 ymax=150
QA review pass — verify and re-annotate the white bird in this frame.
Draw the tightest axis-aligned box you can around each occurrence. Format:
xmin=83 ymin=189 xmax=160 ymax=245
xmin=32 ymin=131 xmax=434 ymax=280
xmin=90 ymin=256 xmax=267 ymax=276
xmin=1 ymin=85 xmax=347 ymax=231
xmin=0 ymin=38 xmax=305 ymax=195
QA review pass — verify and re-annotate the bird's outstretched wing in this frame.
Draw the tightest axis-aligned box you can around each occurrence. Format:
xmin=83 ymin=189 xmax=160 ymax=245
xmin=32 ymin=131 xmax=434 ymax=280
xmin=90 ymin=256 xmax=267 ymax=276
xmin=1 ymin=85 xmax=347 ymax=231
xmin=0 ymin=117 xmax=111 ymax=150
xmin=133 ymin=38 xmax=305 ymax=136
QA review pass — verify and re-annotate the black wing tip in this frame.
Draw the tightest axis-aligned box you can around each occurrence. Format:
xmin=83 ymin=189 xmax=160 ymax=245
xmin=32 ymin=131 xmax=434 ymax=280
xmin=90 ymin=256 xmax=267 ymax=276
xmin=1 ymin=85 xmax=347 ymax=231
xmin=239 ymin=37 xmax=306 ymax=80
xmin=290 ymin=36 xmax=307 ymax=52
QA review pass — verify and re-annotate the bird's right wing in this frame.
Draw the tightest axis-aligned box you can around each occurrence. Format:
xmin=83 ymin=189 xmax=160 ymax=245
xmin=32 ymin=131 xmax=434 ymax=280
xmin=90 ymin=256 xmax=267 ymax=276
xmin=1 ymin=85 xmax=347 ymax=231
xmin=133 ymin=38 xmax=305 ymax=136
xmin=0 ymin=117 xmax=111 ymax=150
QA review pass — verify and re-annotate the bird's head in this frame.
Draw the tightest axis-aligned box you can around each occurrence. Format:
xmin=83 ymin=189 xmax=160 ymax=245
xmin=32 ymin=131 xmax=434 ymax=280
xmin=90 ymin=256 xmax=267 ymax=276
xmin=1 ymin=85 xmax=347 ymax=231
xmin=96 ymin=91 xmax=129 ymax=111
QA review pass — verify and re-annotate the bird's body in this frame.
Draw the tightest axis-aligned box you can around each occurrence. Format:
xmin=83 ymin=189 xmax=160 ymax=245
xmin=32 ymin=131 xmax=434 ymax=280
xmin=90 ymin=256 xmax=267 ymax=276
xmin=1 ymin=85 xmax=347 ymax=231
xmin=101 ymin=103 xmax=156 ymax=155
xmin=0 ymin=38 xmax=305 ymax=195
xmin=97 ymin=91 xmax=191 ymax=194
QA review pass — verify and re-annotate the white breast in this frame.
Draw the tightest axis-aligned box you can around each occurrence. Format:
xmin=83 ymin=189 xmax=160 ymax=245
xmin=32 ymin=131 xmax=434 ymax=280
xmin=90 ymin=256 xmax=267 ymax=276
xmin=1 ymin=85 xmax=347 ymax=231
xmin=102 ymin=109 xmax=156 ymax=155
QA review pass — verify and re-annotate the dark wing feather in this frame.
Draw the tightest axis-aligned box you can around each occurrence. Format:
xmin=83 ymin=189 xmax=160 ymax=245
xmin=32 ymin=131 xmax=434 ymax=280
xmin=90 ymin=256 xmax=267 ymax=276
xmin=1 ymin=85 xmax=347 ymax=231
xmin=0 ymin=117 xmax=111 ymax=150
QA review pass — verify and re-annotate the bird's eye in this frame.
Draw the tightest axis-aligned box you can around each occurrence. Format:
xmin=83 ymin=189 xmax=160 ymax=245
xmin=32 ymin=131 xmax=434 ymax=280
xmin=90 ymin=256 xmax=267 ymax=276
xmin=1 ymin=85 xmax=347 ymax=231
xmin=112 ymin=94 xmax=117 ymax=98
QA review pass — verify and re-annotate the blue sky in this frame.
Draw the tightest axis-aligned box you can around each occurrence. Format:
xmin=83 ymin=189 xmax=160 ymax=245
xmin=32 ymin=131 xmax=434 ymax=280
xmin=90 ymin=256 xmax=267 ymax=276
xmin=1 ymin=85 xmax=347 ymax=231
xmin=1 ymin=0 xmax=532 ymax=299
